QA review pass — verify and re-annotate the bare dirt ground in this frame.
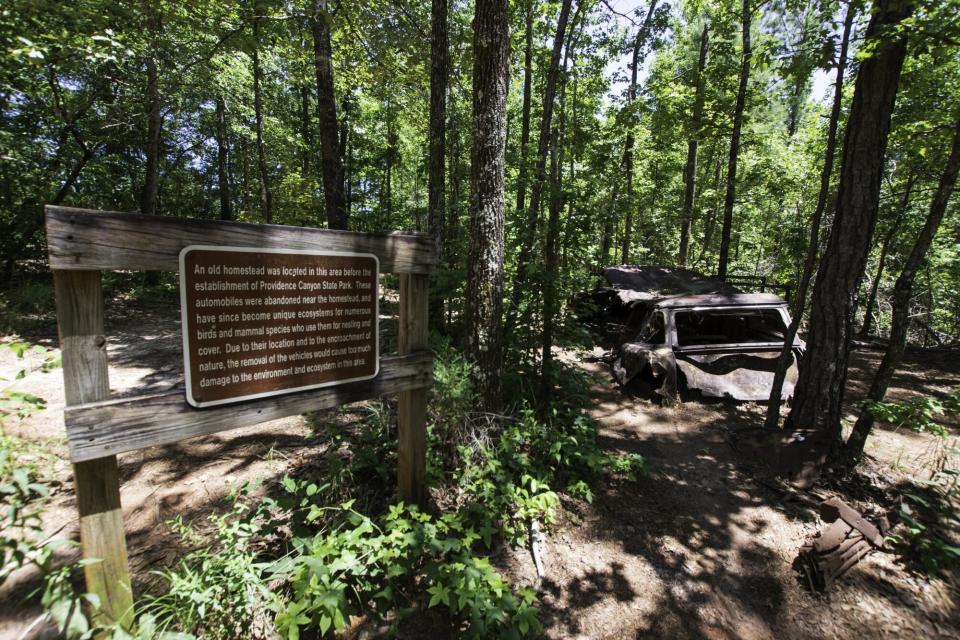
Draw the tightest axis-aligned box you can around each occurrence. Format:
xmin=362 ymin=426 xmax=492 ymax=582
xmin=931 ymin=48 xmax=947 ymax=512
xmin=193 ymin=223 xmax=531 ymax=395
xmin=2 ymin=293 xmax=959 ymax=639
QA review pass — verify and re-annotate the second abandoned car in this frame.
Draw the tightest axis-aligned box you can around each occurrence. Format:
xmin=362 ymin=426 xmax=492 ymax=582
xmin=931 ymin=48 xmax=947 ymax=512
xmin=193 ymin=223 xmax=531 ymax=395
xmin=583 ymin=266 xmax=804 ymax=403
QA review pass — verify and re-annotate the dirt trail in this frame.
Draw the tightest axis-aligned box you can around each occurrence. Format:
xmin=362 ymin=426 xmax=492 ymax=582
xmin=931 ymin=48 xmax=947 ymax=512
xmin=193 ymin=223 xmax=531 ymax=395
xmin=497 ymin=347 xmax=960 ymax=639
xmin=1 ymin=297 xmax=959 ymax=639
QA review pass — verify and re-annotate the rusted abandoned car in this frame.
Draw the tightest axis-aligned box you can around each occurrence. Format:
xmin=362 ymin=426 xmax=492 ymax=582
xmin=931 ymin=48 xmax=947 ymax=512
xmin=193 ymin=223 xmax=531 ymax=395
xmin=582 ymin=266 xmax=804 ymax=403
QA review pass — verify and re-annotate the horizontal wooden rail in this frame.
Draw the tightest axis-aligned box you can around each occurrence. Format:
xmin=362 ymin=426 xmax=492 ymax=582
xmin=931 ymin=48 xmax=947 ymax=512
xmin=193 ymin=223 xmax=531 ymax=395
xmin=65 ymin=352 xmax=432 ymax=462
xmin=46 ymin=206 xmax=437 ymax=274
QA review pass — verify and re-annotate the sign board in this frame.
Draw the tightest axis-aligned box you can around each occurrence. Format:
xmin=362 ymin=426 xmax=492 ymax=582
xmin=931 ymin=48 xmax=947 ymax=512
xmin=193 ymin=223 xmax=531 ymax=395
xmin=179 ymin=246 xmax=379 ymax=407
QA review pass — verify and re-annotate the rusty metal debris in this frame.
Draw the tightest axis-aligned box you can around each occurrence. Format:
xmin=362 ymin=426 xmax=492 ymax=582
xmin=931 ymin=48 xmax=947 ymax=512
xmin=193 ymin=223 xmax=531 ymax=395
xmin=580 ymin=266 xmax=805 ymax=402
xmin=795 ymin=497 xmax=890 ymax=592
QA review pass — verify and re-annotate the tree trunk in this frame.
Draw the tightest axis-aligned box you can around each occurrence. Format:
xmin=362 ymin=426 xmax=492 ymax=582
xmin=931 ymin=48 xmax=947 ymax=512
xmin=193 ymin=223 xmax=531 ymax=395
xmin=504 ymin=0 xmax=573 ymax=333
xmin=300 ymin=84 xmax=312 ymax=176
xmin=699 ymin=152 xmax=723 ymax=265
xmin=516 ymin=0 xmax=535 ymax=217
xmin=311 ymin=0 xmax=348 ymax=229
xmin=763 ymin=1 xmax=854 ymax=429
xmin=141 ymin=28 xmax=162 ymax=217
xmin=252 ymin=8 xmax=273 ymax=223
xmin=782 ymin=0 xmax=913 ymax=481
xmin=215 ymin=95 xmax=232 ymax=221
xmin=717 ymin=0 xmax=752 ymax=279
xmin=466 ymin=0 xmax=510 ymax=409
xmin=428 ymin=0 xmax=449 ymax=328
xmin=540 ymin=126 xmax=562 ymax=401
xmin=860 ymin=176 xmax=914 ymax=337
xmin=620 ymin=0 xmax=659 ymax=266
xmin=845 ymin=112 xmax=960 ymax=461
xmin=678 ymin=23 xmax=709 ymax=267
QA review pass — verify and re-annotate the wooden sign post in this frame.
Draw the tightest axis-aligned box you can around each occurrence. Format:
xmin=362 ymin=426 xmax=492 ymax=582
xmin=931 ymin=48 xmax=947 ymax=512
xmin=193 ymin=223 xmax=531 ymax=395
xmin=46 ymin=206 xmax=436 ymax=627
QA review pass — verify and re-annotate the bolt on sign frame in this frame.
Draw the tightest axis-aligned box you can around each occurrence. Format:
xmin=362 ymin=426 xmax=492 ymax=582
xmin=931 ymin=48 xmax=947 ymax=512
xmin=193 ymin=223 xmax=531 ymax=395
xmin=45 ymin=205 xmax=436 ymax=627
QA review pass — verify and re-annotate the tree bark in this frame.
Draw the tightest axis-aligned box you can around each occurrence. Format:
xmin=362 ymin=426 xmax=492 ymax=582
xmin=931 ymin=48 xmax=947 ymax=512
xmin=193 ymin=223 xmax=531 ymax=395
xmin=466 ymin=0 xmax=510 ymax=409
xmin=717 ymin=0 xmax=752 ymax=279
xmin=300 ymin=84 xmax=312 ymax=176
xmin=678 ymin=22 xmax=710 ymax=267
xmin=215 ymin=95 xmax=232 ymax=221
xmin=782 ymin=0 xmax=913 ymax=480
xmin=619 ymin=1 xmax=659 ymax=266
xmin=504 ymin=0 xmax=573 ymax=333
xmin=516 ymin=0 xmax=535 ymax=217
xmin=860 ymin=175 xmax=914 ymax=337
xmin=252 ymin=6 xmax=273 ymax=223
xmin=763 ymin=1 xmax=854 ymax=429
xmin=311 ymin=0 xmax=348 ymax=229
xmin=140 ymin=3 xmax=162 ymax=218
xmin=428 ymin=0 xmax=449 ymax=328
xmin=845 ymin=112 xmax=960 ymax=460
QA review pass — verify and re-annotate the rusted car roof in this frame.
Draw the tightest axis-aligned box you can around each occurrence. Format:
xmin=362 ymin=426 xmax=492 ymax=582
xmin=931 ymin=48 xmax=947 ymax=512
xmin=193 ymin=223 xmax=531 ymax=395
xmin=654 ymin=292 xmax=787 ymax=308
xmin=603 ymin=266 xmax=737 ymax=299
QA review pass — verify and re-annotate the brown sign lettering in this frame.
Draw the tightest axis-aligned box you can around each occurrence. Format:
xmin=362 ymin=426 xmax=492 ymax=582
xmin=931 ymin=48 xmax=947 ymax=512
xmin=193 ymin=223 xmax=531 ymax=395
xmin=179 ymin=246 xmax=379 ymax=407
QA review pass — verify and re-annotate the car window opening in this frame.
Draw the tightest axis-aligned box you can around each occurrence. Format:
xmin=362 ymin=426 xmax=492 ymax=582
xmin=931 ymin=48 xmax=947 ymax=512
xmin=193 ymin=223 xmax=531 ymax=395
xmin=674 ymin=309 xmax=786 ymax=346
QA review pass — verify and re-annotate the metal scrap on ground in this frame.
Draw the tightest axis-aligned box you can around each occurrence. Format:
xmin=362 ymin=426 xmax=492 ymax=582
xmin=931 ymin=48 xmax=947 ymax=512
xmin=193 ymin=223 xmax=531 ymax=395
xmin=795 ymin=497 xmax=890 ymax=593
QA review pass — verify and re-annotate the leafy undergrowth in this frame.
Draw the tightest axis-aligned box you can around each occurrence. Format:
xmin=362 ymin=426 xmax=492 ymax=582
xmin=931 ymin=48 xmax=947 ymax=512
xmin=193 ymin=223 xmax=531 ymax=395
xmin=867 ymin=389 xmax=960 ymax=576
xmin=12 ymin=339 xmax=642 ymax=639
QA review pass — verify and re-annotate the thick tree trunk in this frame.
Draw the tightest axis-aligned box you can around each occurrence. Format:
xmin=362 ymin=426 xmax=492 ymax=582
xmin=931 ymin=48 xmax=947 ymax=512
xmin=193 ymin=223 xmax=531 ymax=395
xmin=620 ymin=0 xmax=659 ymax=266
xmin=252 ymin=9 xmax=273 ymax=223
xmin=860 ymin=177 xmax=913 ymax=337
xmin=516 ymin=0 xmax=535 ymax=217
xmin=504 ymin=0 xmax=573 ymax=333
xmin=466 ymin=0 xmax=510 ymax=409
xmin=311 ymin=0 xmax=348 ymax=229
xmin=845 ymin=112 xmax=960 ymax=460
xmin=717 ymin=0 xmax=752 ymax=279
xmin=782 ymin=0 xmax=913 ymax=480
xmin=763 ymin=1 xmax=854 ymax=429
xmin=215 ymin=95 xmax=232 ymax=221
xmin=678 ymin=23 xmax=710 ymax=267
xmin=428 ymin=0 xmax=449 ymax=328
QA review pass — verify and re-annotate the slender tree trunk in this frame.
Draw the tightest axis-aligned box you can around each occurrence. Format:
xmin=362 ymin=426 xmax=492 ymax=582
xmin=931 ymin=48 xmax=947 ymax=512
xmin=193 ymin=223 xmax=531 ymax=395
xmin=782 ymin=0 xmax=913 ymax=481
xmin=620 ymin=1 xmax=659 ymax=266
xmin=342 ymin=92 xmax=353 ymax=218
xmin=516 ymin=0 xmax=535 ymax=217
xmin=300 ymin=84 xmax=312 ymax=176
xmin=140 ymin=7 xmax=163 ymax=286
xmin=504 ymin=0 xmax=573 ymax=333
xmin=845 ymin=112 xmax=960 ymax=460
xmin=860 ymin=177 xmax=914 ymax=337
xmin=311 ymin=0 xmax=348 ymax=229
xmin=717 ymin=0 xmax=752 ymax=279
xmin=763 ymin=1 xmax=854 ymax=429
xmin=541 ymin=14 xmax=580 ymax=400
xmin=699 ymin=153 xmax=723 ymax=265
xmin=215 ymin=95 xmax=233 ymax=221
xmin=466 ymin=0 xmax=509 ymax=409
xmin=540 ymin=126 xmax=562 ymax=400
xmin=141 ymin=12 xmax=162 ymax=218
xmin=679 ymin=23 xmax=709 ymax=266
xmin=252 ymin=8 xmax=273 ymax=223
xmin=428 ymin=0 xmax=449 ymax=328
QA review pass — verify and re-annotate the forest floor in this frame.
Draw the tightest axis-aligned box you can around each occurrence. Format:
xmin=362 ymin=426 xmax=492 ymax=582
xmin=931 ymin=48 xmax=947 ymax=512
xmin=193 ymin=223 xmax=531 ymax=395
xmin=1 ymin=287 xmax=959 ymax=639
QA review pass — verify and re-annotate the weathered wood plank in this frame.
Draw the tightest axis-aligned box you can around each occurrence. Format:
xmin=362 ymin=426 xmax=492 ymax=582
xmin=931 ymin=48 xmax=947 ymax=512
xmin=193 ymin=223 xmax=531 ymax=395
xmin=398 ymin=273 xmax=429 ymax=506
xmin=46 ymin=206 xmax=437 ymax=274
xmin=66 ymin=352 xmax=433 ymax=462
xmin=54 ymin=271 xmax=134 ymax=629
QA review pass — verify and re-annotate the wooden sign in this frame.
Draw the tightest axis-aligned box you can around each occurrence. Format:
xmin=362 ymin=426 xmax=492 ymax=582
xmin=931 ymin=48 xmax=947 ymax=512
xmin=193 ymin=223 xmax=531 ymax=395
xmin=47 ymin=206 xmax=434 ymax=627
xmin=180 ymin=246 xmax=379 ymax=407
